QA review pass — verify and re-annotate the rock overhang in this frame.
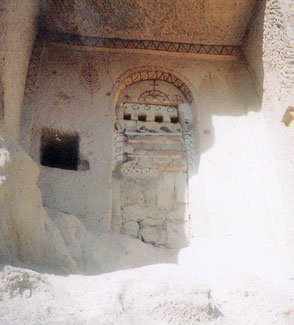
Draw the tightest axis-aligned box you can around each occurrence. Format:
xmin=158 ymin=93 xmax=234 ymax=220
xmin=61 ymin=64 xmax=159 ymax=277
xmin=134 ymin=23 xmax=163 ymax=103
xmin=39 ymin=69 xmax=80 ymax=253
xmin=39 ymin=0 xmax=259 ymax=46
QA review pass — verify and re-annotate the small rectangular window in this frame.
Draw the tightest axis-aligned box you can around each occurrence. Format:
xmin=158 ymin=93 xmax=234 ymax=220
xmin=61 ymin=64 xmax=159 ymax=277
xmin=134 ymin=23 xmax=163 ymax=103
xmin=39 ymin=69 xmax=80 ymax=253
xmin=138 ymin=114 xmax=147 ymax=122
xmin=155 ymin=115 xmax=163 ymax=123
xmin=124 ymin=113 xmax=131 ymax=120
xmin=40 ymin=128 xmax=79 ymax=171
xmin=170 ymin=117 xmax=179 ymax=124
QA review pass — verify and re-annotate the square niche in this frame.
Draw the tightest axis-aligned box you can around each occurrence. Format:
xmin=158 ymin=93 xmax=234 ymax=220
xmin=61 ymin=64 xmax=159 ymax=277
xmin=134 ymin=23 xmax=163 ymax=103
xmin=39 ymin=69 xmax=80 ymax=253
xmin=40 ymin=128 xmax=79 ymax=171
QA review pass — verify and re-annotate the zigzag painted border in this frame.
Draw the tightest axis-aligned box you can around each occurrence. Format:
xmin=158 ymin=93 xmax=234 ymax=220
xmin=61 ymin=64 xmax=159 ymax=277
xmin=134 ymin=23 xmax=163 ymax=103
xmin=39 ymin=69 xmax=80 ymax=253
xmin=113 ymin=66 xmax=195 ymax=103
xmin=23 ymin=38 xmax=44 ymax=106
xmin=40 ymin=30 xmax=241 ymax=57
xmin=120 ymin=70 xmax=193 ymax=103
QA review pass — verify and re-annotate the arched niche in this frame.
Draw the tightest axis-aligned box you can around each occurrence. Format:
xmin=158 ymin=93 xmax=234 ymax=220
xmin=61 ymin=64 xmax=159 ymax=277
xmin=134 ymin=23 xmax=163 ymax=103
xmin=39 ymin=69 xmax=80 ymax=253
xmin=111 ymin=68 xmax=196 ymax=250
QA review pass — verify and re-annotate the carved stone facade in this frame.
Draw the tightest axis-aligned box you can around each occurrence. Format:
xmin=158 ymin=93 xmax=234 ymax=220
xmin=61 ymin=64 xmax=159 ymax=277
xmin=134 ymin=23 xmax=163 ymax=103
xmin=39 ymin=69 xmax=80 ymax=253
xmin=1 ymin=5 xmax=294 ymax=316
xmin=112 ymin=101 xmax=190 ymax=248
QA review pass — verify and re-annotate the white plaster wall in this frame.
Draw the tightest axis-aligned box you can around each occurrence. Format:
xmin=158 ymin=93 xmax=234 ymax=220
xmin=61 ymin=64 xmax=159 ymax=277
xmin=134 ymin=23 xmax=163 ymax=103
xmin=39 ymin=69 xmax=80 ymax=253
xmin=27 ymin=47 xmax=114 ymax=231
xmin=22 ymin=43 xmax=292 ymax=272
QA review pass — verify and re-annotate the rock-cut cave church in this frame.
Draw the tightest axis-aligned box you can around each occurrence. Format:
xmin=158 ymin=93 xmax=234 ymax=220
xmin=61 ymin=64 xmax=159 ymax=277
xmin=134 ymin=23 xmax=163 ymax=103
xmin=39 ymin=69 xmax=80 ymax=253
xmin=0 ymin=0 xmax=294 ymax=322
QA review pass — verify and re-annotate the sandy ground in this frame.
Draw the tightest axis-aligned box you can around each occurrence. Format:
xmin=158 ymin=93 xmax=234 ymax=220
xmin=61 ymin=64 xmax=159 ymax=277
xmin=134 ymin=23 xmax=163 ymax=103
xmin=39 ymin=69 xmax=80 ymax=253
xmin=0 ymin=261 xmax=293 ymax=325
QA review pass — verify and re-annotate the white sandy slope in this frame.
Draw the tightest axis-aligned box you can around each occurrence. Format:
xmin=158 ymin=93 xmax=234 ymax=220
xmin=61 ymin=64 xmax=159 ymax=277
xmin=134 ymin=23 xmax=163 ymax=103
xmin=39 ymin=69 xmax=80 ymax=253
xmin=0 ymin=252 xmax=293 ymax=325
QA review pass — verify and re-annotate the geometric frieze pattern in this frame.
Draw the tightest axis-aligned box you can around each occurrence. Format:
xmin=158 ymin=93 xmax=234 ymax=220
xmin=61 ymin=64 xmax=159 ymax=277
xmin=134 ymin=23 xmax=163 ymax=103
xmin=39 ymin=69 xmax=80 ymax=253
xmin=114 ymin=67 xmax=195 ymax=103
xmin=23 ymin=38 xmax=195 ymax=106
xmin=41 ymin=30 xmax=242 ymax=58
xmin=121 ymin=71 xmax=193 ymax=103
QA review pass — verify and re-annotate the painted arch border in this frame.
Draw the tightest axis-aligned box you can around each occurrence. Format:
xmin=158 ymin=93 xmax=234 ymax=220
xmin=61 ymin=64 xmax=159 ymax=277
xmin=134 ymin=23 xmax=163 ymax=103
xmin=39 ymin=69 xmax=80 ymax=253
xmin=112 ymin=66 xmax=195 ymax=105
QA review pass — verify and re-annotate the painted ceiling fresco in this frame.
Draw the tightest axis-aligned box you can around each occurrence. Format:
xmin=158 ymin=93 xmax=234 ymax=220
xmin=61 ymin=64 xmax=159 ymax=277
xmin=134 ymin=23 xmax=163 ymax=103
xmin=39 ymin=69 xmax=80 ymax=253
xmin=40 ymin=0 xmax=258 ymax=46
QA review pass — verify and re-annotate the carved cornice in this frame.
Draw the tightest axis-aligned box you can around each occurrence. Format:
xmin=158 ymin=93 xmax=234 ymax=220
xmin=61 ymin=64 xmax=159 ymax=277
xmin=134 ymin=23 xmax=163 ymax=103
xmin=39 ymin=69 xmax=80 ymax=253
xmin=40 ymin=30 xmax=242 ymax=57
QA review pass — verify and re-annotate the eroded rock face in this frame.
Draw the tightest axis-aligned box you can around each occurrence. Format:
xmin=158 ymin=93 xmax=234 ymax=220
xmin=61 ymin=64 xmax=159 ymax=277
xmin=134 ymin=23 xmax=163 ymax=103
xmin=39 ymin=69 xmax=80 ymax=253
xmin=40 ymin=0 xmax=257 ymax=45
xmin=0 ymin=130 xmax=46 ymax=266
xmin=0 ymin=0 xmax=39 ymax=141
xmin=45 ymin=206 xmax=177 ymax=274
xmin=244 ymin=0 xmax=294 ymax=259
xmin=0 ymin=265 xmax=49 ymax=300
xmin=0 ymin=131 xmax=77 ymax=273
xmin=0 ymin=131 xmax=175 ymax=274
xmin=244 ymin=0 xmax=294 ymax=103
xmin=0 ymin=79 xmax=4 ymax=123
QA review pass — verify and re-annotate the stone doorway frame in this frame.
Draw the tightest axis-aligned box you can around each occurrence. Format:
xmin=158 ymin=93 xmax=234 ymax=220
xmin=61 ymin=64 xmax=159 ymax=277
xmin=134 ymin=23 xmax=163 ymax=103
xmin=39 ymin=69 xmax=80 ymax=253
xmin=110 ymin=67 xmax=197 ymax=238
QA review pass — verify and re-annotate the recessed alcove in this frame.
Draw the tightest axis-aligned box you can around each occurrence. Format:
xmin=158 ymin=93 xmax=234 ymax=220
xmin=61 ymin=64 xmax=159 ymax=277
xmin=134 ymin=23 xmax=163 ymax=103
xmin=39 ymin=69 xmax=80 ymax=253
xmin=138 ymin=114 xmax=147 ymax=122
xmin=40 ymin=128 xmax=80 ymax=171
xmin=124 ymin=113 xmax=131 ymax=120
xmin=170 ymin=117 xmax=179 ymax=124
xmin=155 ymin=115 xmax=163 ymax=123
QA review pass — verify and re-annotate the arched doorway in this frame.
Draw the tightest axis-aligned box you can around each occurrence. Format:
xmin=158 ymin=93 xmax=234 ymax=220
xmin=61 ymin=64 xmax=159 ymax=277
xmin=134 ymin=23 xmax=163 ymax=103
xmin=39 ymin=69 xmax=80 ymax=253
xmin=111 ymin=68 xmax=195 ymax=249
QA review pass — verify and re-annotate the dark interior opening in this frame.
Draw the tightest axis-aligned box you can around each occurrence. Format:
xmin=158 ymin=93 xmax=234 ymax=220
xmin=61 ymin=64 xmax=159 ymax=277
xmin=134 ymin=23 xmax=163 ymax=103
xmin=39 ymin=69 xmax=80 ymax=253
xmin=40 ymin=129 xmax=79 ymax=170
xmin=138 ymin=114 xmax=147 ymax=122
xmin=124 ymin=113 xmax=131 ymax=120
xmin=170 ymin=117 xmax=179 ymax=124
xmin=155 ymin=115 xmax=163 ymax=123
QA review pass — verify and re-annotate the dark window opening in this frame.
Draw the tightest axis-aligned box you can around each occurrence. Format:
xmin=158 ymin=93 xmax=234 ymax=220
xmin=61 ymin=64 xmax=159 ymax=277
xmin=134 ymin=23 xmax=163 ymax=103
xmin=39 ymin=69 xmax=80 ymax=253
xmin=155 ymin=115 xmax=163 ymax=123
xmin=138 ymin=114 xmax=147 ymax=122
xmin=40 ymin=129 xmax=79 ymax=171
xmin=124 ymin=113 xmax=131 ymax=120
xmin=171 ymin=117 xmax=179 ymax=124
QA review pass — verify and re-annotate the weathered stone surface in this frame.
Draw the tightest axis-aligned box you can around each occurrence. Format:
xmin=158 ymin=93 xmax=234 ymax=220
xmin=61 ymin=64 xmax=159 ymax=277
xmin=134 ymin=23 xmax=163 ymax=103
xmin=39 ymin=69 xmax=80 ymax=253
xmin=174 ymin=173 xmax=188 ymax=204
xmin=157 ymin=173 xmax=175 ymax=210
xmin=111 ymin=178 xmax=122 ymax=234
xmin=166 ymin=221 xmax=189 ymax=249
xmin=41 ymin=0 xmax=257 ymax=46
xmin=0 ymin=79 xmax=4 ymax=124
xmin=244 ymin=0 xmax=294 ymax=103
xmin=166 ymin=204 xmax=189 ymax=221
xmin=0 ymin=131 xmax=76 ymax=273
xmin=46 ymin=207 xmax=176 ymax=274
xmin=0 ymin=131 xmax=44 ymax=266
xmin=121 ymin=221 xmax=139 ymax=238
xmin=7 ymin=0 xmax=292 ymax=272
xmin=117 ymin=100 xmax=189 ymax=247
xmin=121 ymin=178 xmax=155 ymax=208
xmin=0 ymin=265 xmax=49 ymax=300
xmin=122 ymin=205 xmax=151 ymax=222
xmin=111 ymin=214 xmax=123 ymax=234
xmin=0 ymin=0 xmax=39 ymax=141
xmin=243 ymin=0 xmax=294 ymax=258
xmin=141 ymin=226 xmax=167 ymax=246
xmin=140 ymin=217 xmax=165 ymax=227
xmin=24 ymin=44 xmax=256 ymax=245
